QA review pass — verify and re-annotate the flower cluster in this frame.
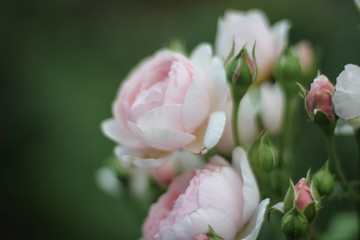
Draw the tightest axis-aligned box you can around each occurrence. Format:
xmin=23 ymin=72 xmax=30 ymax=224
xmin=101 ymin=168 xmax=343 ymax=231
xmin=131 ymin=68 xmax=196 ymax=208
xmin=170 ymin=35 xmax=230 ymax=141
xmin=99 ymin=7 xmax=360 ymax=240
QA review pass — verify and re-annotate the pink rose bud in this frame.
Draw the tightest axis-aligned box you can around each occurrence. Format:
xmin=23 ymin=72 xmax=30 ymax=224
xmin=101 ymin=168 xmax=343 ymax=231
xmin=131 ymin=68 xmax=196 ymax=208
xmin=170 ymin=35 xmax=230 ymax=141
xmin=294 ymin=178 xmax=314 ymax=211
xmin=306 ymin=75 xmax=335 ymax=122
xmin=102 ymin=44 xmax=228 ymax=165
xmin=291 ymin=41 xmax=314 ymax=74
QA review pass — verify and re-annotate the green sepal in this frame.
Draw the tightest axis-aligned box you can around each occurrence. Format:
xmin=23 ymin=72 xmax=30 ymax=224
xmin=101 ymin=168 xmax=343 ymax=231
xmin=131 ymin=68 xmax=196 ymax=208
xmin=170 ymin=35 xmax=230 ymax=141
xmin=305 ymin=169 xmax=312 ymax=184
xmin=314 ymin=109 xmax=331 ymax=125
xmin=268 ymin=202 xmax=285 ymax=220
xmin=310 ymin=181 xmax=322 ymax=210
xmin=284 ymin=179 xmax=296 ymax=212
xmin=206 ymin=225 xmax=225 ymax=240
xmin=303 ymin=202 xmax=316 ymax=222
xmin=281 ymin=207 xmax=309 ymax=239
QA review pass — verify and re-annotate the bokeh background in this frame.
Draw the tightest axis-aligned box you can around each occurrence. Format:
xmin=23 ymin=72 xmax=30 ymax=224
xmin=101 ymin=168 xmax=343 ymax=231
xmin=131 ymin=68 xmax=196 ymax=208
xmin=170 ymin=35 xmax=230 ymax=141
xmin=1 ymin=0 xmax=360 ymax=239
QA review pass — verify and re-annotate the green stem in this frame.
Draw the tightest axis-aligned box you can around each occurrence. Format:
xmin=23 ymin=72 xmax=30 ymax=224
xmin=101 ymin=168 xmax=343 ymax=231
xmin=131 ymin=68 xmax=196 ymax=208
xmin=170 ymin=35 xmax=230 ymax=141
xmin=325 ymin=133 xmax=360 ymax=201
xmin=231 ymin=85 xmax=241 ymax=147
xmin=355 ymin=129 xmax=360 ymax=239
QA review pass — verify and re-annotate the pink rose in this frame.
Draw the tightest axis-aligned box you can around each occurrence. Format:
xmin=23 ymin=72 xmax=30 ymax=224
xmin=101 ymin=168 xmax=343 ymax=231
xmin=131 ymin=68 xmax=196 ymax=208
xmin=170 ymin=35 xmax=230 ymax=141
xmin=102 ymin=44 xmax=228 ymax=165
xmin=143 ymin=147 xmax=269 ymax=240
xmin=306 ymin=75 xmax=335 ymax=122
xmin=215 ymin=9 xmax=290 ymax=83
xmin=216 ymin=82 xmax=285 ymax=154
xmin=294 ymin=178 xmax=314 ymax=211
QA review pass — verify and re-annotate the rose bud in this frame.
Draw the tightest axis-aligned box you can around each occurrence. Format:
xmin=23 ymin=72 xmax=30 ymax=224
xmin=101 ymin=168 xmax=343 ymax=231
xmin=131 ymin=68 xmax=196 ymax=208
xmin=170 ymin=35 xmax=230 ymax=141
xmin=313 ymin=161 xmax=335 ymax=196
xmin=215 ymin=9 xmax=290 ymax=84
xmin=281 ymin=207 xmax=308 ymax=239
xmin=102 ymin=44 xmax=228 ymax=165
xmin=284 ymin=178 xmax=320 ymax=223
xmin=249 ymin=133 xmax=278 ymax=172
xmin=294 ymin=178 xmax=314 ymax=211
xmin=333 ymin=64 xmax=360 ymax=130
xmin=291 ymin=40 xmax=315 ymax=75
xmin=306 ymin=75 xmax=335 ymax=123
xmin=142 ymin=147 xmax=269 ymax=240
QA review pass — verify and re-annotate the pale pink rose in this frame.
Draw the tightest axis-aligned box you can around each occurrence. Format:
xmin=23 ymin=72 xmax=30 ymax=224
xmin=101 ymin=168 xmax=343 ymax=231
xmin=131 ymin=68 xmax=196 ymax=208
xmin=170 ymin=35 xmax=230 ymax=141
xmin=216 ymin=83 xmax=285 ymax=154
xmin=215 ymin=9 xmax=290 ymax=83
xmin=306 ymin=75 xmax=335 ymax=122
xmin=143 ymin=147 xmax=269 ymax=240
xmin=294 ymin=178 xmax=314 ymax=211
xmin=333 ymin=64 xmax=360 ymax=129
xmin=102 ymin=44 xmax=227 ymax=165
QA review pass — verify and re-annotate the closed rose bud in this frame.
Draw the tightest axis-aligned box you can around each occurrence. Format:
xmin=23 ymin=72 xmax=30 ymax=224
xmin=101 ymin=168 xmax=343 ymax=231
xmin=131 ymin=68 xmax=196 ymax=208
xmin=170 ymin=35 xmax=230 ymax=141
xmin=291 ymin=41 xmax=314 ymax=75
xmin=294 ymin=178 xmax=314 ymax=211
xmin=313 ymin=161 xmax=335 ymax=196
xmin=306 ymin=75 xmax=335 ymax=122
xmin=215 ymin=9 xmax=290 ymax=84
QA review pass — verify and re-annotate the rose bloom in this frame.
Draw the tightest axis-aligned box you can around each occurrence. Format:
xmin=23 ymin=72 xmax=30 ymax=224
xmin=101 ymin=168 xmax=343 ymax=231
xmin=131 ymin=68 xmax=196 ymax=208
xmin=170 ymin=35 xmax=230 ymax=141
xmin=215 ymin=9 xmax=290 ymax=83
xmin=102 ymin=44 xmax=228 ymax=165
xmin=333 ymin=64 xmax=360 ymax=129
xmin=306 ymin=75 xmax=335 ymax=122
xmin=143 ymin=147 xmax=269 ymax=240
xmin=294 ymin=178 xmax=314 ymax=211
xmin=216 ymin=82 xmax=285 ymax=153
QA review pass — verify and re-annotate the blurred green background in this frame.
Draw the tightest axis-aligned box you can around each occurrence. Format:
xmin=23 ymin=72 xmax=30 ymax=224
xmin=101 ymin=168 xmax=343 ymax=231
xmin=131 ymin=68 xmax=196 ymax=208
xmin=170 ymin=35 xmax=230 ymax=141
xmin=1 ymin=0 xmax=359 ymax=239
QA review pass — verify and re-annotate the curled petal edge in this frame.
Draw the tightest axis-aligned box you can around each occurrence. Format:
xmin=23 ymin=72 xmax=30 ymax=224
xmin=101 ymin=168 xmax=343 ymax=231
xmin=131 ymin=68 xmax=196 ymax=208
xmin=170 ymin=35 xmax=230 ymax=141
xmin=236 ymin=198 xmax=270 ymax=240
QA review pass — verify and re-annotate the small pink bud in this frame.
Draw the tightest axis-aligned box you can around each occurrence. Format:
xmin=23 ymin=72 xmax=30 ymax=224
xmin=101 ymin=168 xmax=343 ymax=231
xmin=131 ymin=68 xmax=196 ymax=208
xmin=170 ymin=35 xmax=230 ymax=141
xmin=306 ymin=75 xmax=335 ymax=122
xmin=292 ymin=41 xmax=314 ymax=74
xmin=294 ymin=178 xmax=314 ymax=211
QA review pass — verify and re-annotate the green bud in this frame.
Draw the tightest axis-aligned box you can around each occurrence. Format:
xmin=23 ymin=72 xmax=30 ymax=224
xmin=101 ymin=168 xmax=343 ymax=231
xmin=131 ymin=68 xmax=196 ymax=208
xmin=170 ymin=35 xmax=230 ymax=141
xmin=281 ymin=207 xmax=309 ymax=239
xmin=313 ymin=161 xmax=335 ymax=196
xmin=225 ymin=45 xmax=257 ymax=94
xmin=275 ymin=48 xmax=302 ymax=84
xmin=249 ymin=133 xmax=277 ymax=172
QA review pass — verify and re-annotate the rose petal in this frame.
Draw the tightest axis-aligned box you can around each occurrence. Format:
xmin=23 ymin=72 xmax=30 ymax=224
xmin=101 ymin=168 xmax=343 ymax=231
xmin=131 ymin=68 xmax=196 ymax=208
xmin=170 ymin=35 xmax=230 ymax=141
xmin=236 ymin=198 xmax=270 ymax=240
xmin=203 ymin=111 xmax=226 ymax=149
xmin=232 ymin=147 xmax=260 ymax=223
xmin=101 ymin=118 xmax=144 ymax=148
xmin=137 ymin=105 xmax=185 ymax=132
xmin=182 ymin=67 xmax=210 ymax=132
xmin=271 ymin=20 xmax=291 ymax=57
xmin=333 ymin=64 xmax=360 ymax=120
xmin=209 ymin=57 xmax=228 ymax=111
xmin=260 ymin=82 xmax=285 ymax=133
xmin=115 ymin=146 xmax=168 ymax=168
xmin=238 ymin=90 xmax=261 ymax=147
xmin=128 ymin=122 xmax=196 ymax=151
